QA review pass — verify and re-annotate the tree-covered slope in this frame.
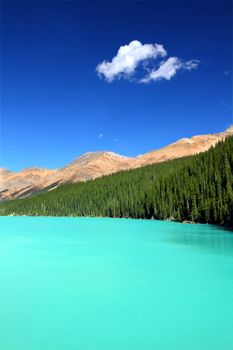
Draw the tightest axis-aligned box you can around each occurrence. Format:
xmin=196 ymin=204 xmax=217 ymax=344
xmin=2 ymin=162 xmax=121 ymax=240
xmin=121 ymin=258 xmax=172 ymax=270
xmin=1 ymin=136 xmax=233 ymax=227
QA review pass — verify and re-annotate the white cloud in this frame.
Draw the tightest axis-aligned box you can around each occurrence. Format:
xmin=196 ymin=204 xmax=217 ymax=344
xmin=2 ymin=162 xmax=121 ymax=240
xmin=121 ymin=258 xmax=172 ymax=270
xmin=140 ymin=57 xmax=199 ymax=83
xmin=98 ymin=133 xmax=103 ymax=139
xmin=184 ymin=60 xmax=200 ymax=71
xmin=96 ymin=40 xmax=199 ymax=84
xmin=96 ymin=40 xmax=167 ymax=82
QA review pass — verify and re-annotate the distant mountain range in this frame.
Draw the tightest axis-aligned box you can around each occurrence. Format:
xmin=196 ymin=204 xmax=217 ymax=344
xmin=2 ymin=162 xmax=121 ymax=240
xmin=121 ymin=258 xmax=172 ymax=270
xmin=1 ymin=126 xmax=233 ymax=200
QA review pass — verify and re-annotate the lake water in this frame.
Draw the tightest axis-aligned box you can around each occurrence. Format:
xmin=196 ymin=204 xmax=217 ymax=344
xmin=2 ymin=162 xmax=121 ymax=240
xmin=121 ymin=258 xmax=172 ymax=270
xmin=0 ymin=217 xmax=233 ymax=350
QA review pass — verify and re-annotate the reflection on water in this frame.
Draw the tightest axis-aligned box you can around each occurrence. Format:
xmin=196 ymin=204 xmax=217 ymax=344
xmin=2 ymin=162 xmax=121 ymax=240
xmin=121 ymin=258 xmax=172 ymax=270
xmin=167 ymin=223 xmax=233 ymax=256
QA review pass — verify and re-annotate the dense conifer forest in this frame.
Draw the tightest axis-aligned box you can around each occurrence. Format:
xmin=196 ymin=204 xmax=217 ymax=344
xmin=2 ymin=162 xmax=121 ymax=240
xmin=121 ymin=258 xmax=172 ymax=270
xmin=1 ymin=136 xmax=233 ymax=228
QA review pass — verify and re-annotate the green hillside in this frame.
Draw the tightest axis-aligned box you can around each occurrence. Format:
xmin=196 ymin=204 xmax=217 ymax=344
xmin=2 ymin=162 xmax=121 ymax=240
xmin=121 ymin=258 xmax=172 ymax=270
xmin=1 ymin=136 xmax=233 ymax=228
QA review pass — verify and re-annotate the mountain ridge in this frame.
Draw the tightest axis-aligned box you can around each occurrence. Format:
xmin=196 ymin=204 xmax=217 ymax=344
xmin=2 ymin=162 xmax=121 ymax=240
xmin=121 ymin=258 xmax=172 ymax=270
xmin=1 ymin=127 xmax=233 ymax=200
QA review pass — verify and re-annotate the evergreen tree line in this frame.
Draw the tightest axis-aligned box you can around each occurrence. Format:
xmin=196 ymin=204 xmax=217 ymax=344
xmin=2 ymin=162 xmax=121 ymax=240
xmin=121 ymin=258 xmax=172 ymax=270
xmin=1 ymin=136 xmax=233 ymax=227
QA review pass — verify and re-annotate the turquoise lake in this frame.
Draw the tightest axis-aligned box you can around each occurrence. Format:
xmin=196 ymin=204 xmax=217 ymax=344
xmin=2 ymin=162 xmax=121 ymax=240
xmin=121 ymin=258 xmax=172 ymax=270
xmin=0 ymin=217 xmax=233 ymax=350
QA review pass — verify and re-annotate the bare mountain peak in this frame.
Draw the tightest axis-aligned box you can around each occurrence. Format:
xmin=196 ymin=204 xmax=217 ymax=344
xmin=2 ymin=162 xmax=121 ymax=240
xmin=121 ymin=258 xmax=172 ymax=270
xmin=21 ymin=167 xmax=53 ymax=173
xmin=81 ymin=151 xmax=128 ymax=158
xmin=68 ymin=151 xmax=131 ymax=168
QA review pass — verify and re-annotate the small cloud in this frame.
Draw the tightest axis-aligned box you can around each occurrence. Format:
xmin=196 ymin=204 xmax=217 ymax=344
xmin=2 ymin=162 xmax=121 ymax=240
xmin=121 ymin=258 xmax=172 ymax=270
xmin=140 ymin=57 xmax=199 ymax=83
xmin=184 ymin=60 xmax=200 ymax=71
xmin=96 ymin=40 xmax=166 ymax=82
xmin=96 ymin=40 xmax=199 ymax=84
xmin=95 ymin=133 xmax=104 ymax=140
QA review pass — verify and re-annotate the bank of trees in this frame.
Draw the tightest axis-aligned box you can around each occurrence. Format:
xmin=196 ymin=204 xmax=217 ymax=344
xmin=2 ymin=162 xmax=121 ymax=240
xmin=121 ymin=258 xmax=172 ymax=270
xmin=1 ymin=136 xmax=233 ymax=227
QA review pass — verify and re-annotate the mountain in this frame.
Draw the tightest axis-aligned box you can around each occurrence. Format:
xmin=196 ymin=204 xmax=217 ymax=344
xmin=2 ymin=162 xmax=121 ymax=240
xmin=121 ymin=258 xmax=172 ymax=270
xmin=0 ymin=168 xmax=55 ymax=200
xmin=137 ymin=127 xmax=233 ymax=165
xmin=0 ymin=152 xmax=136 ymax=200
xmin=1 ymin=127 xmax=233 ymax=200
xmin=1 ymin=135 xmax=233 ymax=228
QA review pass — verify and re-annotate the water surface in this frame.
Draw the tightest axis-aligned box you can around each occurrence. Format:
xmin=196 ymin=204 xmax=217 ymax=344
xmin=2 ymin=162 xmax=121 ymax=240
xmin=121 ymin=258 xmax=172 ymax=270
xmin=0 ymin=217 xmax=233 ymax=350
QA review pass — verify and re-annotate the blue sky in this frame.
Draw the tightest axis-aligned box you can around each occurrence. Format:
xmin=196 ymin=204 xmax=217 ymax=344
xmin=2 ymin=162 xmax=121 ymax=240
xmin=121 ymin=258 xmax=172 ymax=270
xmin=1 ymin=1 xmax=232 ymax=171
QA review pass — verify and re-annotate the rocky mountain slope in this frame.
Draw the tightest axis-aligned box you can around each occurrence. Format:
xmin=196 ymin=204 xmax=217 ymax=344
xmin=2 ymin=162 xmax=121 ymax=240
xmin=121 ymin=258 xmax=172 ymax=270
xmin=1 ymin=127 xmax=232 ymax=200
xmin=137 ymin=127 xmax=233 ymax=165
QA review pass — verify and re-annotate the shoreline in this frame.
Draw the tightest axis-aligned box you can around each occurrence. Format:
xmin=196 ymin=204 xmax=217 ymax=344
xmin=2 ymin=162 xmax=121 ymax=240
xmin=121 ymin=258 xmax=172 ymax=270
xmin=1 ymin=214 xmax=232 ymax=231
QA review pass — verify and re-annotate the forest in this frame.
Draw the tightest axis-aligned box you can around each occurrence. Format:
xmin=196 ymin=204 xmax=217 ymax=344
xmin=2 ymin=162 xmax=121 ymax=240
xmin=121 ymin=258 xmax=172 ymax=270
xmin=0 ymin=136 xmax=233 ymax=228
